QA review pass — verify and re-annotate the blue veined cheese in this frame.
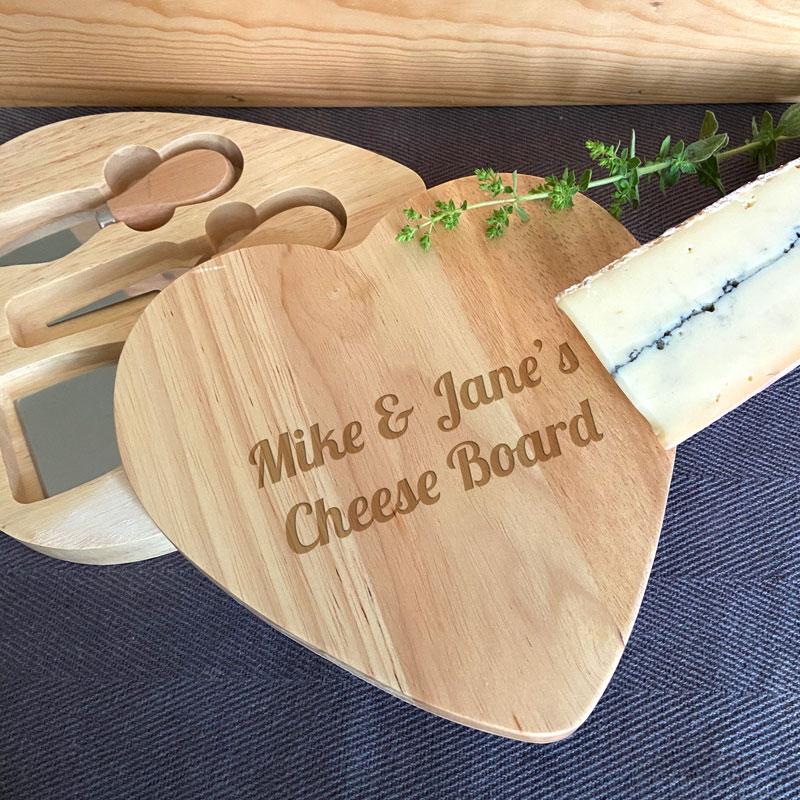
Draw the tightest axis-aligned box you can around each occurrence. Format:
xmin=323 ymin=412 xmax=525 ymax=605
xmin=555 ymin=157 xmax=800 ymax=449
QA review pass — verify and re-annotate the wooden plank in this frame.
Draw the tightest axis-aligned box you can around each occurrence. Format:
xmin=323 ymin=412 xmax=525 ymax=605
xmin=115 ymin=175 xmax=674 ymax=740
xmin=0 ymin=111 xmax=424 ymax=564
xmin=0 ymin=1 xmax=798 ymax=106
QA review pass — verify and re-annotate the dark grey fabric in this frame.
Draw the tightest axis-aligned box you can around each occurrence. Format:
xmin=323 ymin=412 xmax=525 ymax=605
xmin=1 ymin=105 xmax=798 ymax=799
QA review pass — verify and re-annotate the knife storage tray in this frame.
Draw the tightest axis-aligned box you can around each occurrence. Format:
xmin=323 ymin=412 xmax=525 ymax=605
xmin=0 ymin=112 xmax=423 ymax=564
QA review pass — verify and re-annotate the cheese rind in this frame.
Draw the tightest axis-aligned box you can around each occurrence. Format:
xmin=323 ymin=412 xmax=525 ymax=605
xmin=556 ymin=157 xmax=800 ymax=449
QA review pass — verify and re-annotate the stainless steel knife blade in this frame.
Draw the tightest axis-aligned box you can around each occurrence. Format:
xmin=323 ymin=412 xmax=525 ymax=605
xmin=0 ymin=205 xmax=114 ymax=267
xmin=46 ymin=289 xmax=134 ymax=327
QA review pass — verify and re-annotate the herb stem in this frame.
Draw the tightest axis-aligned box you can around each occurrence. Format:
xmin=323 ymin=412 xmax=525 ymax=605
xmin=450 ymin=160 xmax=673 ymax=217
xmin=717 ymin=135 xmax=790 ymax=161
xmin=585 ymin=159 xmax=668 ymax=187
xmin=396 ymin=104 xmax=800 ymax=250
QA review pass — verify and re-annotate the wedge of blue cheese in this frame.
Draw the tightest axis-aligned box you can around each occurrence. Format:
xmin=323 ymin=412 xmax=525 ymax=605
xmin=556 ymin=157 xmax=800 ymax=449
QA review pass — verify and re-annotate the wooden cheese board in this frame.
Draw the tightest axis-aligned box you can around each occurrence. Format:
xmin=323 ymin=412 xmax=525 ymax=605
xmin=115 ymin=175 xmax=674 ymax=741
xmin=0 ymin=112 xmax=424 ymax=564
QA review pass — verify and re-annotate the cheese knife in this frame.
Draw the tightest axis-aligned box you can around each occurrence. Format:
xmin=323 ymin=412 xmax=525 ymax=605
xmin=46 ymin=204 xmax=347 ymax=326
xmin=0 ymin=149 xmax=237 ymax=267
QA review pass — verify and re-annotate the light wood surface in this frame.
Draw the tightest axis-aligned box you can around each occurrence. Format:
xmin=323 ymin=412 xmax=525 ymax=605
xmin=0 ymin=112 xmax=424 ymax=564
xmin=115 ymin=175 xmax=674 ymax=742
xmin=0 ymin=2 xmax=798 ymax=106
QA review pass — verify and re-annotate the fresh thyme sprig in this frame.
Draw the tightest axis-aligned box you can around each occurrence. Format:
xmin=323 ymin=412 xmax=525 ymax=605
xmin=397 ymin=104 xmax=800 ymax=251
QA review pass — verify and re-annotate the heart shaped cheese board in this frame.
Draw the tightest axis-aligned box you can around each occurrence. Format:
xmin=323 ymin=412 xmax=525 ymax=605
xmin=115 ymin=175 xmax=675 ymax=741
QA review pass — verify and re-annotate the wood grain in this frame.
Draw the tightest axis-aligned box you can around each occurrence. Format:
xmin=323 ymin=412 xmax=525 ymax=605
xmin=115 ymin=175 xmax=674 ymax=741
xmin=0 ymin=1 xmax=798 ymax=106
xmin=0 ymin=112 xmax=424 ymax=564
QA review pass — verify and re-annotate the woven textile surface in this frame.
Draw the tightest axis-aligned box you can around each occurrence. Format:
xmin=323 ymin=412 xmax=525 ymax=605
xmin=0 ymin=105 xmax=798 ymax=799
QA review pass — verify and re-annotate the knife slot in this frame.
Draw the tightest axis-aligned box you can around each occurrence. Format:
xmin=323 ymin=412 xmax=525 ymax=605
xmin=5 ymin=189 xmax=347 ymax=348
xmin=5 ymin=238 xmax=212 ymax=347
xmin=204 ymin=187 xmax=347 ymax=252
xmin=102 ymin=133 xmax=243 ymax=199
xmin=0 ymin=343 xmax=122 ymax=502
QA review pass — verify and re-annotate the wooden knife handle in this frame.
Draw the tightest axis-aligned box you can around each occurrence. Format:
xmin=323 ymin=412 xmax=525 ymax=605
xmin=106 ymin=149 xmax=237 ymax=230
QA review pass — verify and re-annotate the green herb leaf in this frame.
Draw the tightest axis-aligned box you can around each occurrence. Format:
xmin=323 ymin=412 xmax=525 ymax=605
xmin=589 ymin=134 xmax=642 ymax=217
xmin=432 ymin=198 xmax=462 ymax=230
xmin=396 ymin=225 xmax=416 ymax=243
xmin=540 ymin=168 xmax=583 ymax=210
xmin=475 ymin=168 xmax=506 ymax=197
xmin=695 ymin=158 xmax=725 ymax=195
xmin=514 ymin=205 xmax=530 ymax=223
xmin=761 ymin=110 xmax=774 ymax=139
xmin=486 ymin=206 xmax=511 ymax=239
xmin=685 ymin=133 xmax=729 ymax=164
xmin=749 ymin=110 xmax=779 ymax=171
xmin=419 ymin=233 xmax=432 ymax=252
xmin=699 ymin=110 xmax=719 ymax=139
xmin=689 ymin=113 xmax=726 ymax=195
xmin=777 ymin=102 xmax=800 ymax=138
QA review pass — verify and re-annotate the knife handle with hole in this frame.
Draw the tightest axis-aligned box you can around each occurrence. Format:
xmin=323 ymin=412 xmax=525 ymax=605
xmin=105 ymin=149 xmax=237 ymax=231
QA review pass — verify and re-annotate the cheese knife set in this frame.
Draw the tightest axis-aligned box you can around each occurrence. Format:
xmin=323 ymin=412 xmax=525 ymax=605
xmin=1 ymin=112 xmax=797 ymax=742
